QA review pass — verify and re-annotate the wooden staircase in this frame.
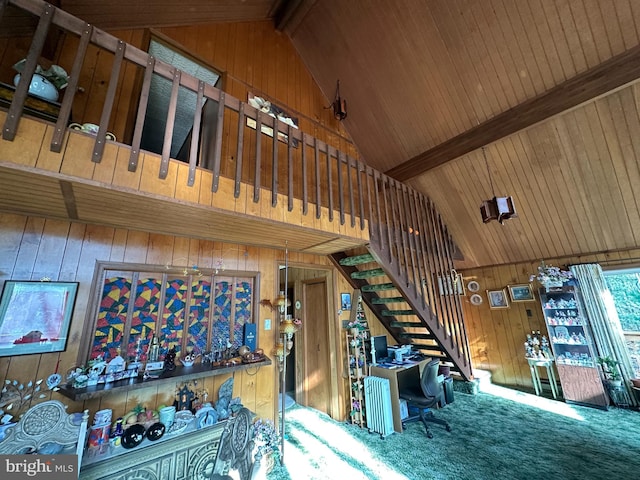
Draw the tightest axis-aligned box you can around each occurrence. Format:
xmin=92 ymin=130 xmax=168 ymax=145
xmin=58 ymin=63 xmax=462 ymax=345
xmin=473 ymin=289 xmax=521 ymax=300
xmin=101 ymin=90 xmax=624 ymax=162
xmin=331 ymin=248 xmax=473 ymax=380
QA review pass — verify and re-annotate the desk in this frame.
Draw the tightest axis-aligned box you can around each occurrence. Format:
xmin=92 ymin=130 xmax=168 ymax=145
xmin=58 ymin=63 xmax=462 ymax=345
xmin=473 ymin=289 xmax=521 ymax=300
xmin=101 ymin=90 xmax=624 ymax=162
xmin=370 ymin=358 xmax=430 ymax=433
xmin=527 ymin=357 xmax=558 ymax=399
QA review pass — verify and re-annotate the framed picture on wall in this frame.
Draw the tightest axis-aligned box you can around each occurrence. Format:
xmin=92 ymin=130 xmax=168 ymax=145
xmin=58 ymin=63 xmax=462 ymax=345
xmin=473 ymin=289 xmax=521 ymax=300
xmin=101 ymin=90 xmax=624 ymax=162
xmin=0 ymin=281 xmax=78 ymax=357
xmin=486 ymin=289 xmax=510 ymax=309
xmin=507 ymin=284 xmax=535 ymax=302
xmin=341 ymin=292 xmax=352 ymax=310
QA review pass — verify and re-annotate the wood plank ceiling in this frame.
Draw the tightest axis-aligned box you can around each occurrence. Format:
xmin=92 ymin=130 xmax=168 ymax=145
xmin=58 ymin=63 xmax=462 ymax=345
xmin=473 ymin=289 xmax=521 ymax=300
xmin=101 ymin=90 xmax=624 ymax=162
xmin=27 ymin=0 xmax=640 ymax=268
xmin=285 ymin=0 xmax=640 ymax=268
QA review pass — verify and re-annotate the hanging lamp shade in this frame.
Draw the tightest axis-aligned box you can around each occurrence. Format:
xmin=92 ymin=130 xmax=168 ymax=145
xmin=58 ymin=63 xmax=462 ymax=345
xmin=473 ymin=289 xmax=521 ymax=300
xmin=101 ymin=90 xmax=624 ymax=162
xmin=480 ymin=196 xmax=517 ymax=225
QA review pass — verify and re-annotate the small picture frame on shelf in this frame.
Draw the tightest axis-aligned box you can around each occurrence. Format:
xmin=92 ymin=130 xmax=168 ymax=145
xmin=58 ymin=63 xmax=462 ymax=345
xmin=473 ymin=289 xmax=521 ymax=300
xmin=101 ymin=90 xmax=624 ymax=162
xmin=487 ymin=289 xmax=510 ymax=309
xmin=507 ymin=284 xmax=535 ymax=302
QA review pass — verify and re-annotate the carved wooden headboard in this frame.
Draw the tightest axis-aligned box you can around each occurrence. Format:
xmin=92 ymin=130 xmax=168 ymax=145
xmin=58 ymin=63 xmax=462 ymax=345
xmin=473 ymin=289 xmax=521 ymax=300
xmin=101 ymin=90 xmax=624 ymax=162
xmin=0 ymin=400 xmax=89 ymax=470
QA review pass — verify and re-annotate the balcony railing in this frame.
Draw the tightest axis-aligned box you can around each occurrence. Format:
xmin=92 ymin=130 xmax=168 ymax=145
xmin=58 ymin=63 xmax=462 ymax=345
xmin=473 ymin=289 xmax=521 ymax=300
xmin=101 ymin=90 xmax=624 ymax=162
xmin=0 ymin=0 xmax=470 ymax=376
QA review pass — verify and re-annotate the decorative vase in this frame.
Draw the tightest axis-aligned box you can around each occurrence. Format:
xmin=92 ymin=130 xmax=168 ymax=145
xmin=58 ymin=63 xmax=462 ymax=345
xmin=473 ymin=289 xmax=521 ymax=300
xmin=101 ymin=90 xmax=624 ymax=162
xmin=13 ymin=73 xmax=59 ymax=102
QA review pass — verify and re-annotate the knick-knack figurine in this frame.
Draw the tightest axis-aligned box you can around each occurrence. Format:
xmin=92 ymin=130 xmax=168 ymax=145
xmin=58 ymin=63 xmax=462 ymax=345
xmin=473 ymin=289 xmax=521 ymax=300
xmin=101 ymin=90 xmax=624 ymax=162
xmin=164 ymin=346 xmax=177 ymax=371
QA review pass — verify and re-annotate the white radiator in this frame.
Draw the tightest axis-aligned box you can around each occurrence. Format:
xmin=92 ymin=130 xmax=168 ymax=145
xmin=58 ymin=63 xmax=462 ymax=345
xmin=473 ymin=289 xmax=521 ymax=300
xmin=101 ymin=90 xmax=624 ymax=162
xmin=364 ymin=376 xmax=394 ymax=437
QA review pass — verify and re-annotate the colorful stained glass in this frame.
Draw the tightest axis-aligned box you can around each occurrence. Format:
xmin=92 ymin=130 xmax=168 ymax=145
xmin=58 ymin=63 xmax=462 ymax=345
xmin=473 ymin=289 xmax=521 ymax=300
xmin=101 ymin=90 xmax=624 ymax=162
xmin=92 ymin=276 xmax=131 ymax=360
xmin=233 ymin=279 xmax=253 ymax=348
xmin=129 ymin=277 xmax=161 ymax=361
xmin=213 ymin=280 xmax=232 ymax=349
xmin=160 ymin=277 xmax=187 ymax=355
xmin=187 ymin=279 xmax=211 ymax=354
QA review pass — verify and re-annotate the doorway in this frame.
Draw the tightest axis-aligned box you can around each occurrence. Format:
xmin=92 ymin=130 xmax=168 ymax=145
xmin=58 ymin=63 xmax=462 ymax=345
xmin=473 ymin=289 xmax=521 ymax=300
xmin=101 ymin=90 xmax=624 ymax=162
xmin=279 ymin=265 xmax=336 ymax=417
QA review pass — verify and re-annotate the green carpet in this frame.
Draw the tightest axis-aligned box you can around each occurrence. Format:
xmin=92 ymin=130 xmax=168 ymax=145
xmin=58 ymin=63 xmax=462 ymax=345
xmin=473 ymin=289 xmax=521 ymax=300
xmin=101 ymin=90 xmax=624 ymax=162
xmin=266 ymin=384 xmax=640 ymax=480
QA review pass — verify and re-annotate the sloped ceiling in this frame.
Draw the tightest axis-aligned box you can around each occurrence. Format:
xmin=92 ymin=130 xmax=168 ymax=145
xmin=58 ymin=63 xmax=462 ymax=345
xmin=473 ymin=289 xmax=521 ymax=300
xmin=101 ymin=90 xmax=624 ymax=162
xmin=285 ymin=0 xmax=640 ymax=268
xmin=52 ymin=0 xmax=640 ymax=269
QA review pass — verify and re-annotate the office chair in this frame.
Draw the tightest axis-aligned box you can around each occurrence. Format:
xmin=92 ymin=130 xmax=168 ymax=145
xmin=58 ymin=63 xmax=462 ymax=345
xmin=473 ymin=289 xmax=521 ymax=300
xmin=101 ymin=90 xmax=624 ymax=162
xmin=398 ymin=359 xmax=451 ymax=438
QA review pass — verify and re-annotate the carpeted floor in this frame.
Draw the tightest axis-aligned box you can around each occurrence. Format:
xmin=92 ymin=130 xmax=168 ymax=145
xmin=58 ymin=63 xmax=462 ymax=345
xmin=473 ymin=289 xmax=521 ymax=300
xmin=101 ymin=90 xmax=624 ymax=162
xmin=265 ymin=383 xmax=640 ymax=480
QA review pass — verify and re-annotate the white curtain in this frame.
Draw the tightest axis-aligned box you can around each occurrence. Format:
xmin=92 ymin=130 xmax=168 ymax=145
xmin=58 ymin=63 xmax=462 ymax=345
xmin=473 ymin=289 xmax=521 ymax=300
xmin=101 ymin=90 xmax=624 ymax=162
xmin=570 ymin=263 xmax=637 ymax=406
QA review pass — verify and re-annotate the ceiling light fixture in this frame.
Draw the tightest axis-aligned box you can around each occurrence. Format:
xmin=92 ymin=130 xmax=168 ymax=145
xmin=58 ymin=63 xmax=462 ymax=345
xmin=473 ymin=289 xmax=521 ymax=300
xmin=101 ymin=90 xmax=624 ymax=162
xmin=332 ymin=80 xmax=347 ymax=121
xmin=480 ymin=147 xmax=517 ymax=225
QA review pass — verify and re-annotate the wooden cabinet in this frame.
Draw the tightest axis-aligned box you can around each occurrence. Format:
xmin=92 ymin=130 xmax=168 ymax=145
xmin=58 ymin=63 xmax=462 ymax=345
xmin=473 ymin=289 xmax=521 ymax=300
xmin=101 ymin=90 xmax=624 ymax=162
xmin=539 ymin=285 xmax=608 ymax=409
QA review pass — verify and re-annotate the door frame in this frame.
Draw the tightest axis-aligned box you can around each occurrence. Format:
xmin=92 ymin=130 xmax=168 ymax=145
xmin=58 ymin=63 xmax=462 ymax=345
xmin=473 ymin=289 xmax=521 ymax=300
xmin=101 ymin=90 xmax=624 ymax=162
xmin=275 ymin=260 xmax=341 ymax=419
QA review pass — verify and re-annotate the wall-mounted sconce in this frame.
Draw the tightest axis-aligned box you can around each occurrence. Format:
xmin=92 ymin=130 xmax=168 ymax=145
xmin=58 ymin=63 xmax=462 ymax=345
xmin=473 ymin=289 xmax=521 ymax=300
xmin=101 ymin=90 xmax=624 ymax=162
xmin=332 ymin=80 xmax=347 ymax=121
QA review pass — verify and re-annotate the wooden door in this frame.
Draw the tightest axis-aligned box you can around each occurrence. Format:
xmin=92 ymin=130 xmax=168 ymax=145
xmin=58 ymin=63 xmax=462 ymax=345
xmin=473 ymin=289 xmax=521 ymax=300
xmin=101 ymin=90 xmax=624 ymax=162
xmin=302 ymin=277 xmax=331 ymax=414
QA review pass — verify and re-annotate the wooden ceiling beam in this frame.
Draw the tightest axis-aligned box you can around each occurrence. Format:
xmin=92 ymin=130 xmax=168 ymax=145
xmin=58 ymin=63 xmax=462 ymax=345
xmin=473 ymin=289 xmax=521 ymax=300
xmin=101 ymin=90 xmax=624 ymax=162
xmin=386 ymin=43 xmax=640 ymax=181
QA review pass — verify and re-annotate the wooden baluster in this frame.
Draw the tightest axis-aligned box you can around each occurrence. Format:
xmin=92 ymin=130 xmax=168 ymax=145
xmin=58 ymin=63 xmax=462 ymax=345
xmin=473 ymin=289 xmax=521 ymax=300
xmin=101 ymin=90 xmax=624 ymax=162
xmin=187 ymin=80 xmax=205 ymax=186
xmin=381 ymin=176 xmax=393 ymax=264
xmin=347 ymin=155 xmax=356 ymax=228
xmin=301 ymin=132 xmax=308 ymax=215
xmin=326 ymin=144 xmax=334 ymax=221
xmin=129 ymin=56 xmax=155 ymax=172
xmin=337 ymin=150 xmax=344 ymax=225
xmin=373 ymin=170 xmax=383 ymax=249
xmin=271 ymin=114 xmax=278 ymax=206
xmin=158 ymin=67 xmax=180 ymax=177
xmin=93 ymin=40 xmax=125 ymax=164
xmin=211 ymin=91 xmax=225 ymax=192
xmin=234 ymin=102 xmax=245 ymax=198
xmin=357 ymin=159 xmax=366 ymax=231
xmin=314 ymin=138 xmax=321 ymax=219
xmin=3 ymin=2 xmax=54 ymax=141
xmin=253 ymin=111 xmax=262 ymax=202
xmin=287 ymin=125 xmax=294 ymax=211
xmin=51 ymin=24 xmax=92 ymax=152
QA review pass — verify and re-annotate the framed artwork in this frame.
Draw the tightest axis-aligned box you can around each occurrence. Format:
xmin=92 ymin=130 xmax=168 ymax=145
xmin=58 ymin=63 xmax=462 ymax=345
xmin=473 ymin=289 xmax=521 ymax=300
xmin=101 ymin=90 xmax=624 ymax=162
xmin=0 ymin=281 xmax=78 ymax=357
xmin=508 ymin=284 xmax=535 ymax=302
xmin=487 ymin=289 xmax=510 ymax=309
xmin=341 ymin=293 xmax=352 ymax=311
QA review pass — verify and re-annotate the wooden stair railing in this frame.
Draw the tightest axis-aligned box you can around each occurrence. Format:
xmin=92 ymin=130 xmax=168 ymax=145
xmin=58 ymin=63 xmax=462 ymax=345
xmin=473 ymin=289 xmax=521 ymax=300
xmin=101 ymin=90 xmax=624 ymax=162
xmin=331 ymin=250 xmax=472 ymax=380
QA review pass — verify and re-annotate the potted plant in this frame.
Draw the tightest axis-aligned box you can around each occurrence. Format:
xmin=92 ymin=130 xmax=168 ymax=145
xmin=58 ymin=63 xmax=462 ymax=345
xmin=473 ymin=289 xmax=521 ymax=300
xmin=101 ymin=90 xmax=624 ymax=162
xmin=251 ymin=417 xmax=280 ymax=477
xmin=530 ymin=260 xmax=573 ymax=289
xmin=597 ymin=356 xmax=622 ymax=387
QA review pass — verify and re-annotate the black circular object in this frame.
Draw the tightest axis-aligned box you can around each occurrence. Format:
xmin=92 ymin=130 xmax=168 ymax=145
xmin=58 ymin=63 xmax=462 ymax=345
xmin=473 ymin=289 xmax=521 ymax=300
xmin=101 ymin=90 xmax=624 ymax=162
xmin=146 ymin=422 xmax=166 ymax=441
xmin=121 ymin=424 xmax=146 ymax=449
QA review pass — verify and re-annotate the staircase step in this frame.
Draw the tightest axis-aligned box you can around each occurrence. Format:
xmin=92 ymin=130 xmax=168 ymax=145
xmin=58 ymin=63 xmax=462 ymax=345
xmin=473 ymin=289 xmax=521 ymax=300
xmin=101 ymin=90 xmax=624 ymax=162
xmin=351 ymin=268 xmax=386 ymax=279
xmin=412 ymin=346 xmax=449 ymax=359
xmin=381 ymin=309 xmax=415 ymax=316
xmin=400 ymin=333 xmax=436 ymax=340
xmin=390 ymin=321 xmax=424 ymax=328
xmin=339 ymin=253 xmax=375 ymax=266
xmin=361 ymin=283 xmax=396 ymax=292
xmin=371 ymin=296 xmax=406 ymax=304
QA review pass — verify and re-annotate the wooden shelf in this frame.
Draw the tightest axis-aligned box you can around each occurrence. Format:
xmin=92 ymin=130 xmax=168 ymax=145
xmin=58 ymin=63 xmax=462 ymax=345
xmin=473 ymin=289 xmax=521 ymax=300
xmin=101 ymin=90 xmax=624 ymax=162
xmin=57 ymin=357 xmax=272 ymax=401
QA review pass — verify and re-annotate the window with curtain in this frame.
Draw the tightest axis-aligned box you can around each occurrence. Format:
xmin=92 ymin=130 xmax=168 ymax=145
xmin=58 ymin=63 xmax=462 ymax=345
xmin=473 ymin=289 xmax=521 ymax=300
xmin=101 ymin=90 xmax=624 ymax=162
xmin=603 ymin=268 xmax=640 ymax=377
xmin=83 ymin=264 xmax=258 ymax=364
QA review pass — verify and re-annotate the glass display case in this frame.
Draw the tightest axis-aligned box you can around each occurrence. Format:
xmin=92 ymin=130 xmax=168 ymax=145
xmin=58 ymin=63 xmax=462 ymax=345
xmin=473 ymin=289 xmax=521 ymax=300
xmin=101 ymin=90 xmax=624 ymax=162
xmin=538 ymin=285 xmax=608 ymax=409
xmin=540 ymin=286 xmax=595 ymax=367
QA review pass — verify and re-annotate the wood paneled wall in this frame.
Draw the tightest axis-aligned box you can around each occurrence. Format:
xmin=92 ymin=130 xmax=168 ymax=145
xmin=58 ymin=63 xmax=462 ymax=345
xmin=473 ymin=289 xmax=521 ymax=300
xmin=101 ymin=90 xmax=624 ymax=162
xmin=0 ymin=212 xmax=347 ymax=422
xmin=461 ymin=247 xmax=640 ymax=389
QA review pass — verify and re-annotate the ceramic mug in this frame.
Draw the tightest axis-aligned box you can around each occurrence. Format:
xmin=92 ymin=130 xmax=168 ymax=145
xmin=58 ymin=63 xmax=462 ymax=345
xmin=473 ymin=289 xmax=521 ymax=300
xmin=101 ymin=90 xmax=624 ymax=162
xmin=159 ymin=405 xmax=176 ymax=429
xmin=93 ymin=408 xmax=112 ymax=426
xmin=69 ymin=122 xmax=116 ymax=141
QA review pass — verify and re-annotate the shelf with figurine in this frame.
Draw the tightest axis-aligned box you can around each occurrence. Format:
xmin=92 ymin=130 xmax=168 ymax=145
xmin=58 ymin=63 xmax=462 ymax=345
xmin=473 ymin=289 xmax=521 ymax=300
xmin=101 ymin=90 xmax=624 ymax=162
xmin=58 ymin=342 xmax=271 ymax=402
xmin=536 ymin=276 xmax=608 ymax=407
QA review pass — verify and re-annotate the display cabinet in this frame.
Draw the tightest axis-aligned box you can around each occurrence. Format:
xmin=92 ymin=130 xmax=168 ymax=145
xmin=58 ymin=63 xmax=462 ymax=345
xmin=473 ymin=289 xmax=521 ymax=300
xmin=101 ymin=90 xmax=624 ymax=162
xmin=539 ymin=285 xmax=608 ymax=409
